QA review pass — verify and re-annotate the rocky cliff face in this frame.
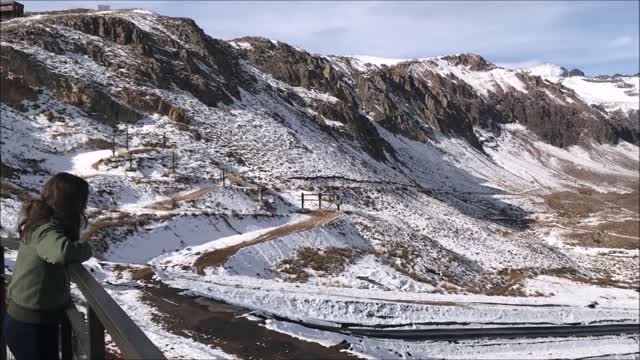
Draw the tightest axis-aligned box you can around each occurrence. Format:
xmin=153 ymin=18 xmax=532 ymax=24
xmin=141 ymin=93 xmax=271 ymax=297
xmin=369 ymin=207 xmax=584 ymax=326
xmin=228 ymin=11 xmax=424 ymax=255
xmin=1 ymin=10 xmax=252 ymax=128
xmin=2 ymin=10 xmax=638 ymax=163
xmin=233 ymin=40 xmax=638 ymax=149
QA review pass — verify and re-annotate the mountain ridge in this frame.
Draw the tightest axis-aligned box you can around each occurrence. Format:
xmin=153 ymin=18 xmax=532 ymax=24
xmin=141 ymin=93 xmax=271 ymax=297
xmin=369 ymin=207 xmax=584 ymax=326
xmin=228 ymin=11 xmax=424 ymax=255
xmin=1 ymin=9 xmax=639 ymax=358
xmin=0 ymin=6 xmax=637 ymax=287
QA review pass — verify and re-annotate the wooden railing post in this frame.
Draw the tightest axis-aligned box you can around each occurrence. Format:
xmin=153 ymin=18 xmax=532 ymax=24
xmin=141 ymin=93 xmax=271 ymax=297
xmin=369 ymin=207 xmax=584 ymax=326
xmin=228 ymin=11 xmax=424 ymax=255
xmin=1 ymin=243 xmax=6 ymax=360
xmin=65 ymin=305 xmax=90 ymax=357
xmin=60 ymin=316 xmax=73 ymax=360
xmin=88 ymin=307 xmax=105 ymax=360
xmin=318 ymin=193 xmax=322 ymax=210
xmin=301 ymin=193 xmax=305 ymax=209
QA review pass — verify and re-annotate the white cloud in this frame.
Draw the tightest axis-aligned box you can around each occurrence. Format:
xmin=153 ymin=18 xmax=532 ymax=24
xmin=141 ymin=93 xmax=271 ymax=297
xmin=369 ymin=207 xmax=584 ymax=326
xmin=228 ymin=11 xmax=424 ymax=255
xmin=610 ymin=35 xmax=633 ymax=48
xmin=496 ymin=60 xmax=544 ymax=70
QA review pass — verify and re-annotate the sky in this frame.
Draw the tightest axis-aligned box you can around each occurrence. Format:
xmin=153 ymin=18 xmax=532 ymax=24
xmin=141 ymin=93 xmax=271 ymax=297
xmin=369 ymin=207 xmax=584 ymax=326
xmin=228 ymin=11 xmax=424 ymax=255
xmin=22 ymin=1 xmax=640 ymax=75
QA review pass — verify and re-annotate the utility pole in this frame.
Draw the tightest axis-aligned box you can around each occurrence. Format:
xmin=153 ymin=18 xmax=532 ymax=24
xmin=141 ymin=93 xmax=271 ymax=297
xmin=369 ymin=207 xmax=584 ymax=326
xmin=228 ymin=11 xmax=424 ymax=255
xmin=111 ymin=128 xmax=116 ymax=157
xmin=125 ymin=124 xmax=129 ymax=152
xmin=112 ymin=112 xmax=119 ymax=157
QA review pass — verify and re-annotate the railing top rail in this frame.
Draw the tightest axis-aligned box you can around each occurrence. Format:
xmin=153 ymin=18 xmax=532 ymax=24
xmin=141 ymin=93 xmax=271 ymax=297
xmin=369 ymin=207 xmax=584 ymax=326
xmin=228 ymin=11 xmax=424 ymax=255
xmin=0 ymin=239 xmax=17 ymax=250
xmin=1 ymin=238 xmax=165 ymax=360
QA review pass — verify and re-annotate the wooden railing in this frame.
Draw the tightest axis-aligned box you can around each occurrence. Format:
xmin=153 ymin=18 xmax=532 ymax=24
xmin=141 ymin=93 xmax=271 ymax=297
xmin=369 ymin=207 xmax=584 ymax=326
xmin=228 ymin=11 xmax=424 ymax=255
xmin=300 ymin=192 xmax=342 ymax=211
xmin=1 ymin=238 xmax=165 ymax=360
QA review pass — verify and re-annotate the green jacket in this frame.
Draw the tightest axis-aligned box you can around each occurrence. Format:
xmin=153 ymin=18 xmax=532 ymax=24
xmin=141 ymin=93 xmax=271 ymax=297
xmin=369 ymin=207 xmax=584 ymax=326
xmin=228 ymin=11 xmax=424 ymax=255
xmin=7 ymin=221 xmax=92 ymax=323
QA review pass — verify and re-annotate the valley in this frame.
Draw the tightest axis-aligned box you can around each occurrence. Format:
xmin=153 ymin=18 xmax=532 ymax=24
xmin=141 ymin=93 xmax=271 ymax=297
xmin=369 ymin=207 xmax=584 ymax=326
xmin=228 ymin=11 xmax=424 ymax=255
xmin=1 ymin=8 xmax=639 ymax=359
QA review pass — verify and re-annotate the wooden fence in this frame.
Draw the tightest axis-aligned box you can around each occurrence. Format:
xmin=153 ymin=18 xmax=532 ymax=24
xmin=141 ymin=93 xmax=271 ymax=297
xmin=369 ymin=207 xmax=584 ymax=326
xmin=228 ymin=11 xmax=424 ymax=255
xmin=300 ymin=193 xmax=342 ymax=211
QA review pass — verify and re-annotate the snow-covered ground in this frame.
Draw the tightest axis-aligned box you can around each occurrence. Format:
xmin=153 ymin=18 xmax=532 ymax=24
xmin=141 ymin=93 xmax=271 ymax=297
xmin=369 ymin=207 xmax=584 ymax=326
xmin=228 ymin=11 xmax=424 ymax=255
xmin=264 ymin=320 xmax=640 ymax=360
xmin=414 ymin=57 xmax=529 ymax=96
xmin=472 ymin=124 xmax=639 ymax=192
xmin=155 ymin=270 xmax=638 ymax=328
xmin=2 ymin=8 xmax=639 ymax=359
xmin=519 ymin=63 xmax=639 ymax=113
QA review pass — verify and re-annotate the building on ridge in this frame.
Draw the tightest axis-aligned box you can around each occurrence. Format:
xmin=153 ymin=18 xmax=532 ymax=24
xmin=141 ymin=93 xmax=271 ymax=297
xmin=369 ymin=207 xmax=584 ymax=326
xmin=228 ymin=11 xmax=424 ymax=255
xmin=0 ymin=0 xmax=24 ymax=19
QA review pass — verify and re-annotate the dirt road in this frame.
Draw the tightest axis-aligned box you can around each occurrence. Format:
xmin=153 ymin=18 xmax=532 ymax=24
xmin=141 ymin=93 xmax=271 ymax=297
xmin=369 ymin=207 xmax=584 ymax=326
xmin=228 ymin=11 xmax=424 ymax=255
xmin=194 ymin=211 xmax=340 ymax=274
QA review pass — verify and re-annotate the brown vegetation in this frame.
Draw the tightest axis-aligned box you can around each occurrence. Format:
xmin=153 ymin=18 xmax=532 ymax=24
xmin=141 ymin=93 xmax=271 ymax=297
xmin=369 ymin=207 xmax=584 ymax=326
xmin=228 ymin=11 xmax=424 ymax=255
xmin=566 ymin=219 xmax=639 ymax=250
xmin=0 ymin=181 xmax=35 ymax=202
xmin=545 ymin=190 xmax=639 ymax=249
xmin=113 ymin=264 xmax=157 ymax=283
xmin=471 ymin=267 xmax=637 ymax=296
xmin=81 ymin=211 xmax=176 ymax=256
xmin=545 ymin=190 xmax=639 ymax=217
xmin=279 ymin=247 xmax=367 ymax=282
xmin=145 ymin=187 xmax=214 ymax=210
xmin=85 ymin=138 xmax=113 ymax=150
xmin=129 ymin=266 xmax=157 ymax=282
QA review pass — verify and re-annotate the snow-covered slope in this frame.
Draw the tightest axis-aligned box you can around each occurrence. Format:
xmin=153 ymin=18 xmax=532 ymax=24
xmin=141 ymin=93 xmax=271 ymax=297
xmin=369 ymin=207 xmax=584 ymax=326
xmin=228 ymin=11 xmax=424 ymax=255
xmin=411 ymin=56 xmax=528 ymax=96
xmin=519 ymin=64 xmax=640 ymax=113
xmin=521 ymin=63 xmax=569 ymax=80
xmin=1 ymin=5 xmax=637 ymax=291
xmin=561 ymin=76 xmax=639 ymax=113
xmin=1 ymin=8 xmax=638 ymax=359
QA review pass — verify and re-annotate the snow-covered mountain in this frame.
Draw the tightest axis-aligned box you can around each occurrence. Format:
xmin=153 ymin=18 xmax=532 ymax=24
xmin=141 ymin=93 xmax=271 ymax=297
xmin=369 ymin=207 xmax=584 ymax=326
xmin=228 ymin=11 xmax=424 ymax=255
xmin=519 ymin=63 xmax=640 ymax=114
xmin=1 ymin=9 xmax=638 ymax=359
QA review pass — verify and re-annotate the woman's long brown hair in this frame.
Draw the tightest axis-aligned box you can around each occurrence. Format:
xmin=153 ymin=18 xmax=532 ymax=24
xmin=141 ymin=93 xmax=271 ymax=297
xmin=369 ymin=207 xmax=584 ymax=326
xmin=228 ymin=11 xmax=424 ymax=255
xmin=18 ymin=172 xmax=90 ymax=242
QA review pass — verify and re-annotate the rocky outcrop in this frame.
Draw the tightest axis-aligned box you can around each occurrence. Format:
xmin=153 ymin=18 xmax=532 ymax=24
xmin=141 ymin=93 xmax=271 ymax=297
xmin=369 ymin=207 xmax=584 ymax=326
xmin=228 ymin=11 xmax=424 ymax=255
xmin=568 ymin=68 xmax=585 ymax=77
xmin=491 ymin=72 xmax=623 ymax=147
xmin=553 ymin=67 xmax=586 ymax=78
xmin=441 ymin=54 xmax=496 ymax=71
xmin=235 ymin=37 xmax=490 ymax=152
xmin=353 ymin=62 xmax=489 ymax=149
xmin=0 ymin=44 xmax=140 ymax=124
xmin=610 ymin=109 xmax=640 ymax=145
xmin=233 ymin=36 xmax=396 ymax=161
xmin=45 ymin=13 xmax=249 ymax=106
xmin=50 ymin=15 xmax=150 ymax=47
xmin=0 ymin=71 xmax=37 ymax=111
xmin=114 ymin=88 xmax=189 ymax=124
xmin=493 ymin=87 xmax=614 ymax=147
xmin=232 ymin=37 xmax=637 ymax=149
xmin=0 ymin=11 xmax=255 ymax=126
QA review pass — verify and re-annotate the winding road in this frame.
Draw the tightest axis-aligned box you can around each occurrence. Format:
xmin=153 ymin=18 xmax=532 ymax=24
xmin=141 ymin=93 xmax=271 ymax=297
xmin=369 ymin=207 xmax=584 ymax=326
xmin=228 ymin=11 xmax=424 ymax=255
xmin=260 ymin=312 xmax=640 ymax=341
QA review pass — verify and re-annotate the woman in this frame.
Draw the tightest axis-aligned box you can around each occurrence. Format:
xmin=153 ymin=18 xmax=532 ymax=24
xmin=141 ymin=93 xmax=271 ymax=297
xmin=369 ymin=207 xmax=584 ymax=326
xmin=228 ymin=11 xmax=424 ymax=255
xmin=3 ymin=173 xmax=93 ymax=360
